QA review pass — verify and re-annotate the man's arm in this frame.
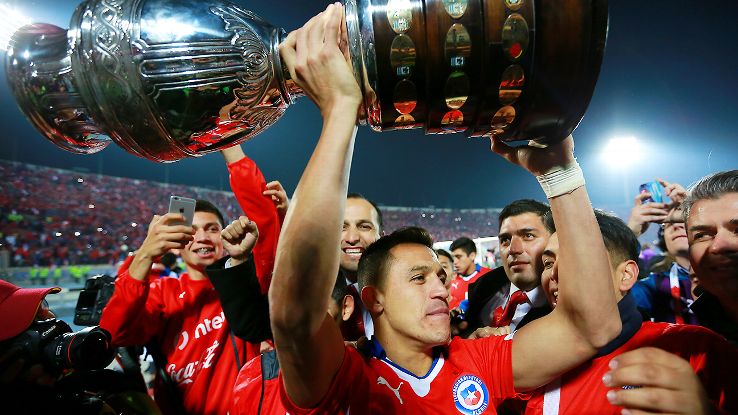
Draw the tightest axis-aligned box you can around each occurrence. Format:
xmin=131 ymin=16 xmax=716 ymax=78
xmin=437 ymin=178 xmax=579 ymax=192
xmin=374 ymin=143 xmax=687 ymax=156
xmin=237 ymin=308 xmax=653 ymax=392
xmin=492 ymin=136 xmax=622 ymax=391
xmin=269 ymin=4 xmax=362 ymax=408
xmin=99 ymin=213 xmax=193 ymax=345
xmin=222 ymin=144 xmax=282 ymax=291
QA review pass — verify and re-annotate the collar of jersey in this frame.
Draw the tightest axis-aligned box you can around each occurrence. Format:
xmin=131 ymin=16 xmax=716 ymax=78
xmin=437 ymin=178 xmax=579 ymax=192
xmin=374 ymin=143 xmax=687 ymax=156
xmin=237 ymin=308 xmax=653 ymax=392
xmin=595 ymin=294 xmax=643 ymax=357
xmin=367 ymin=337 xmax=443 ymax=379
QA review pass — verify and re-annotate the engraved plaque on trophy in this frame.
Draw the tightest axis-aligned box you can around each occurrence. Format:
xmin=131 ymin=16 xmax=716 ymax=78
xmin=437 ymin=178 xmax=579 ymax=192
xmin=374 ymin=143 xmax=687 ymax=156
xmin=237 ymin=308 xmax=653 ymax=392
xmin=4 ymin=0 xmax=608 ymax=162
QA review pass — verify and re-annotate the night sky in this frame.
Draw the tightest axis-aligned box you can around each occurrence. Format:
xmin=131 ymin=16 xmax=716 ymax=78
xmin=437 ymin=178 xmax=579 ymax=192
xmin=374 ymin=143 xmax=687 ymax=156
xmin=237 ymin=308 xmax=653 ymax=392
xmin=0 ymin=0 xmax=736 ymax=210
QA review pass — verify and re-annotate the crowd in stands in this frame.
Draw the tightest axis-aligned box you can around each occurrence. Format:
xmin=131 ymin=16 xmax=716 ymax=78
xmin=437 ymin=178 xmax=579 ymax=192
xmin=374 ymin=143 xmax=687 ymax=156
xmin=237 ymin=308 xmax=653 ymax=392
xmin=0 ymin=160 xmax=501 ymax=268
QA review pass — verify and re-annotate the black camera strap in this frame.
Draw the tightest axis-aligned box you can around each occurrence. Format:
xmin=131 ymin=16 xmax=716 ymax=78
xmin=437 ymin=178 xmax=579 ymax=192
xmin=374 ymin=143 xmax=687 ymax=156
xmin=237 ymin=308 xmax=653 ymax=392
xmin=147 ymin=340 xmax=187 ymax=415
xmin=116 ymin=346 xmax=147 ymax=393
xmin=229 ymin=331 xmax=242 ymax=370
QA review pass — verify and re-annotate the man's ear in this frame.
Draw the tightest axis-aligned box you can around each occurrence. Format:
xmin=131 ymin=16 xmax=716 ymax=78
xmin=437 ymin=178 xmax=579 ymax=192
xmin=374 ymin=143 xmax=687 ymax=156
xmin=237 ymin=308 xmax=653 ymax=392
xmin=619 ymin=260 xmax=639 ymax=293
xmin=469 ymin=251 xmax=477 ymax=261
xmin=341 ymin=294 xmax=355 ymax=322
xmin=361 ymin=286 xmax=383 ymax=314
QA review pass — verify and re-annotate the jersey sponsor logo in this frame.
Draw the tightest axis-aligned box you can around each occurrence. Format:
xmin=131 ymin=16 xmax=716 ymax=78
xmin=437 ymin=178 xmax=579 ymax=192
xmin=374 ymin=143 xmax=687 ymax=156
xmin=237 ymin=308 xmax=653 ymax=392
xmin=175 ymin=311 xmax=226 ymax=351
xmin=377 ymin=376 xmax=404 ymax=404
xmin=452 ymin=375 xmax=489 ymax=415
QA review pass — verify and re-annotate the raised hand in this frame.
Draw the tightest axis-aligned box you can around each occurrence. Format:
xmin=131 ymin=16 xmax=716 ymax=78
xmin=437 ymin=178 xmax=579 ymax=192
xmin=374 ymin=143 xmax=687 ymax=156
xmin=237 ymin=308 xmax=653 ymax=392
xmin=279 ymin=3 xmax=361 ymax=117
xmin=129 ymin=213 xmax=194 ymax=281
xmin=490 ymin=135 xmax=576 ymax=176
xmin=221 ymin=216 xmax=259 ymax=265
xmin=627 ymin=193 xmax=670 ymax=236
xmin=263 ymin=181 xmax=289 ymax=220
xmin=658 ymin=178 xmax=688 ymax=207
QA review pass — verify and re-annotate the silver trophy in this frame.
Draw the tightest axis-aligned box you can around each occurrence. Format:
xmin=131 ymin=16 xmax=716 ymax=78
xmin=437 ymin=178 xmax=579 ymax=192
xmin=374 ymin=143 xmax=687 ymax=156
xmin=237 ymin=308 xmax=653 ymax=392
xmin=5 ymin=0 xmax=608 ymax=162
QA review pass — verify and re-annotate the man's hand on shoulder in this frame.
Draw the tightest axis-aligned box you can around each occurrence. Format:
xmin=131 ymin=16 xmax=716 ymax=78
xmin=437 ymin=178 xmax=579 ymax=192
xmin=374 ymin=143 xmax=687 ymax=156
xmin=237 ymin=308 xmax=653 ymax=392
xmin=467 ymin=325 xmax=511 ymax=339
xmin=604 ymin=347 xmax=714 ymax=415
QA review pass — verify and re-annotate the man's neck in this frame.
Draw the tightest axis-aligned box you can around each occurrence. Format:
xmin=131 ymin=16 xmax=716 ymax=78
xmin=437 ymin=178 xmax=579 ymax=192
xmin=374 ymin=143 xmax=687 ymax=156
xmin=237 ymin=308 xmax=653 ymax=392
xmin=462 ymin=265 xmax=477 ymax=276
xmin=375 ymin=328 xmax=436 ymax=377
xmin=186 ymin=265 xmax=208 ymax=281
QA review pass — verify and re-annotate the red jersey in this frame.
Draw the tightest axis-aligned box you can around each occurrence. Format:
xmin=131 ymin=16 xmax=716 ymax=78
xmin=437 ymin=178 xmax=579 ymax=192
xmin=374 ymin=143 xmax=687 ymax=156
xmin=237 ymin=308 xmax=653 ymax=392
xmin=525 ymin=323 xmax=738 ymax=414
xmin=232 ymin=351 xmax=285 ymax=415
xmin=450 ymin=265 xmax=491 ymax=309
xmin=227 ymin=155 xmax=281 ymax=293
xmin=100 ymin=271 xmax=247 ymax=415
xmin=279 ymin=335 xmax=518 ymax=414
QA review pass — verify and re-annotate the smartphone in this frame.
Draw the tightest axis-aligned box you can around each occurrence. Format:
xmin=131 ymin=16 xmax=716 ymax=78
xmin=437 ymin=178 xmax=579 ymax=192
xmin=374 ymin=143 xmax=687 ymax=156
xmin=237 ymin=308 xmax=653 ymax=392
xmin=639 ymin=181 xmax=664 ymax=204
xmin=168 ymin=196 xmax=196 ymax=226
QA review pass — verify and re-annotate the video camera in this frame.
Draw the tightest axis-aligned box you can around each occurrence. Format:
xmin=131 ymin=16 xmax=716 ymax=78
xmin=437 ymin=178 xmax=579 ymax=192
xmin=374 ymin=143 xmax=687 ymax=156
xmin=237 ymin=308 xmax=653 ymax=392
xmin=74 ymin=274 xmax=116 ymax=326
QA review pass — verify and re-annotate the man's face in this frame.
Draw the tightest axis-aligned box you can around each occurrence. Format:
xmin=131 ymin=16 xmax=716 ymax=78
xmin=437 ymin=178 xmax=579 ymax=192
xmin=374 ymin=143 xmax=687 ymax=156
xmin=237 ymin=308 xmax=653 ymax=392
xmin=341 ymin=198 xmax=381 ymax=273
xmin=451 ymin=249 xmax=476 ymax=276
xmin=541 ymin=233 xmax=625 ymax=308
xmin=498 ymin=213 xmax=551 ymax=291
xmin=378 ymin=244 xmax=451 ymax=347
xmin=687 ymin=193 xmax=738 ymax=294
xmin=438 ymin=255 xmax=456 ymax=289
xmin=663 ymin=220 xmax=689 ymax=257
xmin=180 ymin=211 xmax=224 ymax=270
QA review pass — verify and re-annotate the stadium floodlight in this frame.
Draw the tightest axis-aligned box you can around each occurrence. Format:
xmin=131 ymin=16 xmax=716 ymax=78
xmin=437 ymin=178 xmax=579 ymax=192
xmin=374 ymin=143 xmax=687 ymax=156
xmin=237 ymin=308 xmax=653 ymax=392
xmin=601 ymin=136 xmax=643 ymax=170
xmin=0 ymin=4 xmax=31 ymax=52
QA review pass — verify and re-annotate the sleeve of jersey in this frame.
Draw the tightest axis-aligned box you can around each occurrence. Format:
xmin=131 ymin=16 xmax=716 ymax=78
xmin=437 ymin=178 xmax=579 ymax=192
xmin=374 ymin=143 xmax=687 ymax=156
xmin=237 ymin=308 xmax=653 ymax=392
xmin=228 ymin=156 xmax=281 ymax=294
xmin=207 ymin=256 xmax=272 ymax=342
xmin=99 ymin=270 xmax=166 ymax=346
xmin=463 ymin=336 xmax=518 ymax=402
xmin=278 ymin=346 xmax=362 ymax=415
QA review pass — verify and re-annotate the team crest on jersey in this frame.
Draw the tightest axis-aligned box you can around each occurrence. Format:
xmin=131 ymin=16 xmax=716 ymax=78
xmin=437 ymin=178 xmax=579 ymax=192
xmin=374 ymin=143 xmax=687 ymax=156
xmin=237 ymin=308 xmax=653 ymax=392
xmin=452 ymin=375 xmax=489 ymax=415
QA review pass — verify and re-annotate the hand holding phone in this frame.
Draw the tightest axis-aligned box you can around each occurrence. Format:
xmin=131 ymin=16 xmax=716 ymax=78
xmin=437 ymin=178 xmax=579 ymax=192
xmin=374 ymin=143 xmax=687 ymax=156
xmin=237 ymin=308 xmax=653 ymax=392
xmin=639 ymin=181 xmax=665 ymax=204
xmin=168 ymin=196 xmax=196 ymax=226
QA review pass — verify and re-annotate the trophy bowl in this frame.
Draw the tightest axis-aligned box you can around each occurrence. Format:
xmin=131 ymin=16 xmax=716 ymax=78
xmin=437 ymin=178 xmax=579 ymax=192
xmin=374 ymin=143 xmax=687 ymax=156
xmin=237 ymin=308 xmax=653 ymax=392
xmin=4 ymin=0 xmax=608 ymax=162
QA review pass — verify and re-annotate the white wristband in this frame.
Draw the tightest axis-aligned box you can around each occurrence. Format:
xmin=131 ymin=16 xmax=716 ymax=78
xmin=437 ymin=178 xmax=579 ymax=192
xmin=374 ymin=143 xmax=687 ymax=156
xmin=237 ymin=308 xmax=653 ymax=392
xmin=536 ymin=160 xmax=586 ymax=199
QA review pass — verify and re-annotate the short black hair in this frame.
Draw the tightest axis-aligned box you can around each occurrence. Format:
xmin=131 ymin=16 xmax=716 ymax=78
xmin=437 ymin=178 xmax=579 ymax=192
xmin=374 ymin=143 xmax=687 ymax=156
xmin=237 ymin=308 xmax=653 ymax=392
xmin=435 ymin=249 xmax=453 ymax=263
xmin=449 ymin=237 xmax=476 ymax=255
xmin=544 ymin=209 xmax=640 ymax=266
xmin=498 ymin=199 xmax=551 ymax=233
xmin=347 ymin=192 xmax=384 ymax=233
xmin=357 ymin=227 xmax=434 ymax=291
xmin=195 ymin=199 xmax=225 ymax=227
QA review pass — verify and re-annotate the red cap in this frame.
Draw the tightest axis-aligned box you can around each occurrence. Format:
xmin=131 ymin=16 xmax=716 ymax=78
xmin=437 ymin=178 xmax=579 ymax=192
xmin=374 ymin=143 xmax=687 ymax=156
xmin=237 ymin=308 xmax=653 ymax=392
xmin=0 ymin=279 xmax=61 ymax=341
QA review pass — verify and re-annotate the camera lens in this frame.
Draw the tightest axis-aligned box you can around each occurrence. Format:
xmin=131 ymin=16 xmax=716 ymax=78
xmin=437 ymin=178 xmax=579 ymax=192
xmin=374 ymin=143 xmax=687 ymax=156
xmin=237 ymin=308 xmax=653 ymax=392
xmin=44 ymin=326 xmax=115 ymax=372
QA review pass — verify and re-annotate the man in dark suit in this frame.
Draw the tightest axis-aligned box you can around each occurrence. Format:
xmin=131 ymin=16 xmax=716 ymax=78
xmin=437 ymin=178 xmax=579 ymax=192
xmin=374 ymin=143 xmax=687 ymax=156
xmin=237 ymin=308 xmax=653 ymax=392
xmin=464 ymin=200 xmax=553 ymax=337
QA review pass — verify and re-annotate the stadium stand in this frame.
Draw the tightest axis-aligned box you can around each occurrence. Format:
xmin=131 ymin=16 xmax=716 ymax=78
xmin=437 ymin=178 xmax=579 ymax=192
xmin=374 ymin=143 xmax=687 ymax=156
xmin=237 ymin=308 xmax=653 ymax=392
xmin=0 ymin=160 xmax=500 ymax=282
